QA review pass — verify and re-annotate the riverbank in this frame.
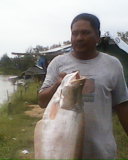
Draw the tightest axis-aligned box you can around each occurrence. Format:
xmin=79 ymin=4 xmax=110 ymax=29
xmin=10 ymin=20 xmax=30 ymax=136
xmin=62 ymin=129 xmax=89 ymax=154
xmin=0 ymin=81 xmax=41 ymax=159
xmin=0 ymin=81 xmax=128 ymax=159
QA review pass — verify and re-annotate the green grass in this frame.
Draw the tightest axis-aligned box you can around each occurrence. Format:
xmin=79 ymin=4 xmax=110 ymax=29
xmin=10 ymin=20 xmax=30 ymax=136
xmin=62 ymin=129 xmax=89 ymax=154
xmin=0 ymin=82 xmax=41 ymax=159
xmin=0 ymin=82 xmax=128 ymax=159
xmin=113 ymin=114 xmax=128 ymax=159
xmin=0 ymin=114 xmax=36 ymax=158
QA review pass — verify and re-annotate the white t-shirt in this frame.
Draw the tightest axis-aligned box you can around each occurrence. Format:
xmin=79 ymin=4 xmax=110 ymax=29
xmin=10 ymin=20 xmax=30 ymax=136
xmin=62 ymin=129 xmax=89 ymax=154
xmin=40 ymin=52 xmax=128 ymax=159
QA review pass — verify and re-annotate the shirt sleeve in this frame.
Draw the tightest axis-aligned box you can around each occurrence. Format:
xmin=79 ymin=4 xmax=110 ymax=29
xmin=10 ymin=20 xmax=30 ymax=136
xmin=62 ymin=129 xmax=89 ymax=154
xmin=112 ymin=60 xmax=128 ymax=107
xmin=39 ymin=56 xmax=60 ymax=92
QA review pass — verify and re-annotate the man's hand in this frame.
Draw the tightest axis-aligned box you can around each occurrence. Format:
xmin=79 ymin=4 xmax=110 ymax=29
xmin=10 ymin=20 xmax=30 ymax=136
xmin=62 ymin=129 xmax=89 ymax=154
xmin=38 ymin=72 xmax=67 ymax=108
xmin=56 ymin=72 xmax=67 ymax=86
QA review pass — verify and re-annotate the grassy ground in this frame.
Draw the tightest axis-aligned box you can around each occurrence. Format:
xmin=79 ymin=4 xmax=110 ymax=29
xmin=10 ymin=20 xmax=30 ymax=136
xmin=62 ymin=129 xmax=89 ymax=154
xmin=0 ymin=81 xmax=128 ymax=159
xmin=113 ymin=114 xmax=128 ymax=159
xmin=0 ymin=82 xmax=41 ymax=159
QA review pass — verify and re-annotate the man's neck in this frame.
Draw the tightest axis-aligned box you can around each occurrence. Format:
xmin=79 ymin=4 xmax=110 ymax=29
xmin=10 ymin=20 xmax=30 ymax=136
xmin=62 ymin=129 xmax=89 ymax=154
xmin=71 ymin=50 xmax=99 ymax=60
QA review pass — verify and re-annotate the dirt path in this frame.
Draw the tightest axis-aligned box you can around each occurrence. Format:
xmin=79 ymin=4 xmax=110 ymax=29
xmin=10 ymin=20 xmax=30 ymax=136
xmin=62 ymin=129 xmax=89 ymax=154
xmin=24 ymin=104 xmax=45 ymax=118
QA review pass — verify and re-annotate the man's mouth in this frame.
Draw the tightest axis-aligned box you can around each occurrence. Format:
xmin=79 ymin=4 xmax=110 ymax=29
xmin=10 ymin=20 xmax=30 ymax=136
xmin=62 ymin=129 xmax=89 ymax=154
xmin=76 ymin=43 xmax=86 ymax=48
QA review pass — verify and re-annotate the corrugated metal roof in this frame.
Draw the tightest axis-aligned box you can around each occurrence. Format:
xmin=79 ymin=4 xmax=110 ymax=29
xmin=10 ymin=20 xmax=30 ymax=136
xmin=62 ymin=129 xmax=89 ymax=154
xmin=101 ymin=32 xmax=128 ymax=53
xmin=40 ymin=44 xmax=71 ymax=54
xmin=24 ymin=65 xmax=46 ymax=75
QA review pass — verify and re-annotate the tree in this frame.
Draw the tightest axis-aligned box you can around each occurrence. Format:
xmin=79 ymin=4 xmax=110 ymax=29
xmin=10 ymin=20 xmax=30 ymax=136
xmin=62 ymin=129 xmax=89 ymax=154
xmin=50 ymin=43 xmax=61 ymax=49
xmin=26 ymin=45 xmax=49 ymax=54
xmin=0 ymin=54 xmax=12 ymax=66
xmin=117 ymin=31 xmax=128 ymax=43
xmin=34 ymin=45 xmax=49 ymax=52
xmin=0 ymin=54 xmax=15 ymax=74
xmin=63 ymin=41 xmax=71 ymax=45
xmin=26 ymin=47 xmax=35 ymax=54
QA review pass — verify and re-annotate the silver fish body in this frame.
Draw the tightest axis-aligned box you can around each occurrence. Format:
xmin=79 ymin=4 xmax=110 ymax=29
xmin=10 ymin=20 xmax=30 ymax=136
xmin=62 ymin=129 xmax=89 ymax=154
xmin=34 ymin=72 xmax=86 ymax=159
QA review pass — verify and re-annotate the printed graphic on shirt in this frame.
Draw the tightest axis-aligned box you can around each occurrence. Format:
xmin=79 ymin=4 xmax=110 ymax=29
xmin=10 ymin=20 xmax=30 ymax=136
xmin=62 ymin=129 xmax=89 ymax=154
xmin=82 ymin=78 xmax=95 ymax=102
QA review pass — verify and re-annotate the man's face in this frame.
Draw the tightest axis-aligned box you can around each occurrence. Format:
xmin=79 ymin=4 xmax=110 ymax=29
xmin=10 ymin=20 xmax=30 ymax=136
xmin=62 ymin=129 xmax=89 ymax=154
xmin=71 ymin=20 xmax=99 ymax=54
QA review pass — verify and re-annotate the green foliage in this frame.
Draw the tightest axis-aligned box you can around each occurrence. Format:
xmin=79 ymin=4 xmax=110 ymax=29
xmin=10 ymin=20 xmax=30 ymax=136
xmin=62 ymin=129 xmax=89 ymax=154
xmin=0 ymin=54 xmax=35 ymax=75
xmin=0 ymin=82 xmax=41 ymax=159
xmin=0 ymin=114 xmax=36 ymax=158
xmin=17 ymin=55 xmax=35 ymax=71
xmin=0 ymin=54 xmax=16 ymax=74
xmin=113 ymin=114 xmax=128 ymax=159
xmin=0 ymin=54 xmax=12 ymax=65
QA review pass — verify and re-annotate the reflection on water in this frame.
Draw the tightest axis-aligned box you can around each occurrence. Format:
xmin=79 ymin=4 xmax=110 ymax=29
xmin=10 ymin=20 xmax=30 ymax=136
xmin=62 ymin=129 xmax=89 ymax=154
xmin=0 ymin=75 xmax=17 ymax=105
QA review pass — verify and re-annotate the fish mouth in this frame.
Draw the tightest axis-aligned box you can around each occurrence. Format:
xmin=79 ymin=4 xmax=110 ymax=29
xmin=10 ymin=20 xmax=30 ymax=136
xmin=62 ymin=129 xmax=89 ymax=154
xmin=71 ymin=75 xmax=86 ymax=85
xmin=60 ymin=72 xmax=86 ymax=111
xmin=69 ymin=71 xmax=86 ymax=86
xmin=71 ymin=77 xmax=86 ymax=84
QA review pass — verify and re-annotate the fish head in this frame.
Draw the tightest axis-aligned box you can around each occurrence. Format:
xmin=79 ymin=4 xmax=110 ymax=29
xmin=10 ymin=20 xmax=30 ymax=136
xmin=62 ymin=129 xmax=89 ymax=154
xmin=60 ymin=71 xmax=86 ymax=111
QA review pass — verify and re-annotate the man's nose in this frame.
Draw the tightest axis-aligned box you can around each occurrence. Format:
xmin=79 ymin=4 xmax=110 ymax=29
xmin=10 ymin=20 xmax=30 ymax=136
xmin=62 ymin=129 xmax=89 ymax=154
xmin=76 ymin=33 xmax=84 ymax=40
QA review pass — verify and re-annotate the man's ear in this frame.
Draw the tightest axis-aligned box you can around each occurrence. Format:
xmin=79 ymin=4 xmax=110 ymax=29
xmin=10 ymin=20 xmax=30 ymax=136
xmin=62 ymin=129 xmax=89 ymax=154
xmin=96 ymin=35 xmax=100 ymax=45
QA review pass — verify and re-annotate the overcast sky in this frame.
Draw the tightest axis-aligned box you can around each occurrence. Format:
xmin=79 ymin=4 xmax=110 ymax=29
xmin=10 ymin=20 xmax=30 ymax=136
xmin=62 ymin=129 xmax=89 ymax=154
xmin=0 ymin=0 xmax=128 ymax=57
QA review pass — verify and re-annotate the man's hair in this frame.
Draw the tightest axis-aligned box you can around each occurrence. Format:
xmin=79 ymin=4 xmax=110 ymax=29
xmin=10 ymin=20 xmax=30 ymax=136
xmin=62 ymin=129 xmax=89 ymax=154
xmin=71 ymin=13 xmax=101 ymax=37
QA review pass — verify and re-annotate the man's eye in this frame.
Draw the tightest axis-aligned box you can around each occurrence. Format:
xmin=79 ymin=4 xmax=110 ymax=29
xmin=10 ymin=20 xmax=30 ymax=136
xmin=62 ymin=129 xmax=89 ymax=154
xmin=72 ymin=31 xmax=78 ymax=36
xmin=82 ymin=31 xmax=91 ymax=35
xmin=72 ymin=30 xmax=92 ymax=36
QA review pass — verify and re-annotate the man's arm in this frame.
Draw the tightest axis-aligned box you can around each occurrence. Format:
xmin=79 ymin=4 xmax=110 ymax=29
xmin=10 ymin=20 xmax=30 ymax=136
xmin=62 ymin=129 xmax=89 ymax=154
xmin=38 ymin=72 xmax=66 ymax=108
xmin=115 ymin=101 xmax=128 ymax=136
xmin=38 ymin=82 xmax=60 ymax=108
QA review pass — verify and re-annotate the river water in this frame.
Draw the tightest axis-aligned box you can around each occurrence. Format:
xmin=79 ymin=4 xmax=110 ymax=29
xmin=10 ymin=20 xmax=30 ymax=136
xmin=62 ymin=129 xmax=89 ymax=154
xmin=0 ymin=75 xmax=17 ymax=105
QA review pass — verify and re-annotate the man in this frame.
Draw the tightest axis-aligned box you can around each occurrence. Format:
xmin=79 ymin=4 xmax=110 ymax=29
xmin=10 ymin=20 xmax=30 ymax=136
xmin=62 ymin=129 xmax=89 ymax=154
xmin=39 ymin=13 xmax=128 ymax=159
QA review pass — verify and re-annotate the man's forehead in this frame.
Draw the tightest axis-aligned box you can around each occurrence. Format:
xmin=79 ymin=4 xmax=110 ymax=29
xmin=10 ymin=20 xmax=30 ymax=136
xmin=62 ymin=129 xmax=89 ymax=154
xmin=71 ymin=20 xmax=93 ymax=31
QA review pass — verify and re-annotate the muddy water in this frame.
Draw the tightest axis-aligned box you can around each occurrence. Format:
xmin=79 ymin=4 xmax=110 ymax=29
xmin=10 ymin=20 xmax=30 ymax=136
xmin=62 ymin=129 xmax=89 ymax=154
xmin=0 ymin=75 xmax=17 ymax=105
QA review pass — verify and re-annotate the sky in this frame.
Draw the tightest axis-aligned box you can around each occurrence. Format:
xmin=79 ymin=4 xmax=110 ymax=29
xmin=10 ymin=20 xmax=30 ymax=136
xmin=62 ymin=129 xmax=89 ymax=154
xmin=0 ymin=0 xmax=128 ymax=57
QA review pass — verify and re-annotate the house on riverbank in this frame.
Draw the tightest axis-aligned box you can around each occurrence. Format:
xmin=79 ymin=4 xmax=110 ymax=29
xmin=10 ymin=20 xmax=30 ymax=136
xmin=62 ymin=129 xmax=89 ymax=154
xmin=20 ymin=65 xmax=46 ymax=82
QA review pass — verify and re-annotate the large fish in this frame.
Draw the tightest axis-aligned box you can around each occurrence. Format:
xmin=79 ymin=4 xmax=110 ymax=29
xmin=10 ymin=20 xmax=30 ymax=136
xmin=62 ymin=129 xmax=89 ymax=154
xmin=34 ymin=71 xmax=86 ymax=159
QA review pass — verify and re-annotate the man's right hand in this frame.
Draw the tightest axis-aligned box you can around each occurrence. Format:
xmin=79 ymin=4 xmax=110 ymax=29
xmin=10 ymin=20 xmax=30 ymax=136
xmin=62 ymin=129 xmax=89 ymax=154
xmin=56 ymin=72 xmax=67 ymax=86
xmin=38 ymin=72 xmax=67 ymax=108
